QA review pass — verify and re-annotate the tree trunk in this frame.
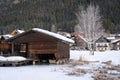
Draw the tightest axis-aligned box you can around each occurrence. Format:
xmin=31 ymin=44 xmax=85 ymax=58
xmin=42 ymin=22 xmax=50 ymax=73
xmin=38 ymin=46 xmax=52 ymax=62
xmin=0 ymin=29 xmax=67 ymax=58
xmin=88 ymin=43 xmax=94 ymax=55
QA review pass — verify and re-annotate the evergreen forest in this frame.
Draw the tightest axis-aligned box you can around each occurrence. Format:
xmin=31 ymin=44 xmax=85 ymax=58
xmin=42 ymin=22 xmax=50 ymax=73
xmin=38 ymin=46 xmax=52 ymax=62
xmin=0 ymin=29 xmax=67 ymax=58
xmin=0 ymin=0 xmax=120 ymax=34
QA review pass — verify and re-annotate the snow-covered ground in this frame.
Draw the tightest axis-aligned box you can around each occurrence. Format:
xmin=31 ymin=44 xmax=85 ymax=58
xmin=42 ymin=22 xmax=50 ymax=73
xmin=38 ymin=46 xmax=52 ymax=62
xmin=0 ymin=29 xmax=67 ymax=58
xmin=0 ymin=50 xmax=120 ymax=80
xmin=0 ymin=65 xmax=93 ymax=80
xmin=70 ymin=50 xmax=120 ymax=65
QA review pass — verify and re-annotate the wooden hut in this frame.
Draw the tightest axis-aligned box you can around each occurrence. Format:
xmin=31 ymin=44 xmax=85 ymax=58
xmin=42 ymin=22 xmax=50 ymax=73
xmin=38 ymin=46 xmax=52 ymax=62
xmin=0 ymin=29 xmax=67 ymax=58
xmin=6 ymin=28 xmax=74 ymax=64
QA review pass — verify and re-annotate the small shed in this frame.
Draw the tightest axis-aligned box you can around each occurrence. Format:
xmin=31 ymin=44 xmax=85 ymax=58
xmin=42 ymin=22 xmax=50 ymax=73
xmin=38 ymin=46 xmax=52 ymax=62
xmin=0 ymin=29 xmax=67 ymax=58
xmin=6 ymin=28 xmax=74 ymax=64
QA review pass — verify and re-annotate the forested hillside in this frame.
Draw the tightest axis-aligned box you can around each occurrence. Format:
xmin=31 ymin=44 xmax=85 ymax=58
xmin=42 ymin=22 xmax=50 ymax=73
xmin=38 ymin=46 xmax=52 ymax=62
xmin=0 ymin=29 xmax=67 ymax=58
xmin=0 ymin=0 xmax=120 ymax=34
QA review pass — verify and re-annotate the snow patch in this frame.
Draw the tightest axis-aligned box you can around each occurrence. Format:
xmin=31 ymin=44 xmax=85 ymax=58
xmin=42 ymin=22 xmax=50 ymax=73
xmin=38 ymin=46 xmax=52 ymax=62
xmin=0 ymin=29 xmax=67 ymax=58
xmin=111 ymin=38 xmax=120 ymax=43
xmin=0 ymin=56 xmax=7 ymax=61
xmin=0 ymin=56 xmax=26 ymax=62
xmin=6 ymin=56 xmax=26 ymax=61
xmin=70 ymin=50 xmax=120 ymax=65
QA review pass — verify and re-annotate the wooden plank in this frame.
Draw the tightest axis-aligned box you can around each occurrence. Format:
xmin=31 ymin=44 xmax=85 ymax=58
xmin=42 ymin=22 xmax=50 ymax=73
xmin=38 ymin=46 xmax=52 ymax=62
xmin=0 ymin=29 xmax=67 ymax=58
xmin=11 ymin=43 xmax=14 ymax=56
xmin=29 ymin=49 xmax=57 ymax=54
xmin=28 ymin=42 xmax=57 ymax=54
xmin=57 ymin=42 xmax=70 ymax=59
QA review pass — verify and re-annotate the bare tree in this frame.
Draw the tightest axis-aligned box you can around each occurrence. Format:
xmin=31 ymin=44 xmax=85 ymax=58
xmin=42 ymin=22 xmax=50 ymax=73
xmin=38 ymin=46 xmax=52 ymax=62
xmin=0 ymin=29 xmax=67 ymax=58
xmin=75 ymin=4 xmax=104 ymax=54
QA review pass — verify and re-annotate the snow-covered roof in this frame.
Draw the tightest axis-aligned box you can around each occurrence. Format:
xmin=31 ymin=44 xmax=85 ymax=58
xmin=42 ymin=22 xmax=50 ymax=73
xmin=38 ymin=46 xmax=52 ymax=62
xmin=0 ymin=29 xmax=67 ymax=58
xmin=0 ymin=56 xmax=7 ymax=61
xmin=57 ymin=32 xmax=71 ymax=38
xmin=108 ymin=34 xmax=120 ymax=37
xmin=32 ymin=28 xmax=74 ymax=43
xmin=111 ymin=38 xmax=120 ymax=43
xmin=116 ymin=34 xmax=120 ymax=36
xmin=106 ymin=36 xmax=115 ymax=40
xmin=16 ymin=29 xmax=25 ymax=34
xmin=0 ymin=34 xmax=13 ymax=39
xmin=95 ymin=36 xmax=110 ymax=43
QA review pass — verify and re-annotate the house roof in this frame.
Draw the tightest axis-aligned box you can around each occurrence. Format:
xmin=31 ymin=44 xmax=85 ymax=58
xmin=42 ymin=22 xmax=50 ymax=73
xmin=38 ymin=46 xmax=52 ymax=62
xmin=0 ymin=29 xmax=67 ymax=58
xmin=106 ymin=36 xmax=115 ymax=40
xmin=0 ymin=34 xmax=13 ymax=40
xmin=95 ymin=36 xmax=110 ymax=43
xmin=111 ymin=38 xmax=120 ymax=43
xmin=6 ymin=28 xmax=74 ymax=44
xmin=11 ymin=29 xmax=24 ymax=36
xmin=16 ymin=29 xmax=25 ymax=34
xmin=33 ymin=28 xmax=74 ymax=43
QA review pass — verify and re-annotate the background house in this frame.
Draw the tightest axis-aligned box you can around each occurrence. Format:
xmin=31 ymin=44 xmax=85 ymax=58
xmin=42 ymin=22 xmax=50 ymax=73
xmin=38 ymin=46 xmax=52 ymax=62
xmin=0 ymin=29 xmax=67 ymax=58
xmin=71 ymin=32 xmax=87 ymax=50
xmin=0 ymin=29 xmax=24 ymax=57
xmin=111 ymin=39 xmax=120 ymax=50
xmin=10 ymin=29 xmax=24 ymax=36
xmin=95 ymin=36 xmax=110 ymax=51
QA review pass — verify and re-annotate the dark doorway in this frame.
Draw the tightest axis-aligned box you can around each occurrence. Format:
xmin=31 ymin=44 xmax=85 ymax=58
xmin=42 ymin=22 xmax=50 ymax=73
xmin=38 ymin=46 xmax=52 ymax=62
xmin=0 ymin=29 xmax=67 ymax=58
xmin=19 ymin=43 xmax=28 ymax=58
xmin=38 ymin=54 xmax=55 ymax=63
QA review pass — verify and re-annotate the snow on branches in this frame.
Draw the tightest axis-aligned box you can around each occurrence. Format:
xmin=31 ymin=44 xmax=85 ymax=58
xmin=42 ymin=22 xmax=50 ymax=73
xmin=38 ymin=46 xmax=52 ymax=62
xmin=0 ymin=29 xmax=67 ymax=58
xmin=75 ymin=4 xmax=104 ymax=54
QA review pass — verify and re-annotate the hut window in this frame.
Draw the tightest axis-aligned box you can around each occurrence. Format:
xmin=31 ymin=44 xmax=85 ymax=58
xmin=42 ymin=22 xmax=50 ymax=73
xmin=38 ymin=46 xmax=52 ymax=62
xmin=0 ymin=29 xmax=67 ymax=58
xmin=20 ymin=44 xmax=26 ymax=52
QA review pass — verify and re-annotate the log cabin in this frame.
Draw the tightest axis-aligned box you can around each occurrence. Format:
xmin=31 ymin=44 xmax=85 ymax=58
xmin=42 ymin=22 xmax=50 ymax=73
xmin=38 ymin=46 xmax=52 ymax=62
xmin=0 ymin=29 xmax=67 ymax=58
xmin=6 ymin=28 xmax=74 ymax=64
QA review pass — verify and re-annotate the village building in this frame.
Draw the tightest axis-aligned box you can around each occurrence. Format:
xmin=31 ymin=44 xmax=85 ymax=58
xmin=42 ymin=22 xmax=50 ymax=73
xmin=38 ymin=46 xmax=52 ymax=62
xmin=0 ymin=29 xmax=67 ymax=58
xmin=106 ymin=34 xmax=120 ymax=50
xmin=0 ymin=29 xmax=24 ymax=57
xmin=71 ymin=32 xmax=87 ymax=50
xmin=10 ymin=29 xmax=25 ymax=36
xmin=6 ymin=28 xmax=74 ymax=64
xmin=95 ymin=36 xmax=110 ymax=51
xmin=111 ymin=39 xmax=120 ymax=50
xmin=115 ymin=34 xmax=120 ymax=39
xmin=0 ymin=35 xmax=12 ymax=56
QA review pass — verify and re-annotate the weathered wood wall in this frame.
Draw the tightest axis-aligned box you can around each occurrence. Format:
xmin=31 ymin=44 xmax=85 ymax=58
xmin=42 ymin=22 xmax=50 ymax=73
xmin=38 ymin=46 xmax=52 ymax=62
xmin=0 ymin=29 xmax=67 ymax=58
xmin=0 ymin=43 xmax=9 ymax=50
xmin=27 ymin=41 xmax=69 ymax=60
xmin=56 ymin=42 xmax=70 ymax=59
xmin=0 ymin=43 xmax=10 ymax=56
xmin=29 ymin=42 xmax=57 ymax=54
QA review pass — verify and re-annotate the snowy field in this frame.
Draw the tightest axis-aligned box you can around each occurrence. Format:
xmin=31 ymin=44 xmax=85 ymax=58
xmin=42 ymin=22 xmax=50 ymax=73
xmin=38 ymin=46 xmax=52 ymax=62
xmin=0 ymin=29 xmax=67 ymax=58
xmin=0 ymin=50 xmax=120 ymax=80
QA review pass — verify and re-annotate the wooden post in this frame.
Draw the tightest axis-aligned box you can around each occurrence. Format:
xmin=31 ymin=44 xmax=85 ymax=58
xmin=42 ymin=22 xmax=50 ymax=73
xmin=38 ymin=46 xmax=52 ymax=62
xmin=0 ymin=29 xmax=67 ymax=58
xmin=12 ymin=43 xmax=14 ymax=56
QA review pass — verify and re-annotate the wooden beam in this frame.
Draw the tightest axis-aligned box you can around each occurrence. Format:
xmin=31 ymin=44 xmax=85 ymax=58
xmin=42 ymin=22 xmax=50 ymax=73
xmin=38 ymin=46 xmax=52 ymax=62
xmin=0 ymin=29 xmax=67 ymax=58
xmin=11 ymin=43 xmax=14 ymax=56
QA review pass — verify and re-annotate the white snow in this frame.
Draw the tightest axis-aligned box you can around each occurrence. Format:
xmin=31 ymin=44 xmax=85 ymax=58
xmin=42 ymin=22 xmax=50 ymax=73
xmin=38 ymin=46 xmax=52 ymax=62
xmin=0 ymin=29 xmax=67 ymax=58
xmin=106 ymin=36 xmax=115 ymax=40
xmin=70 ymin=50 xmax=120 ymax=65
xmin=0 ymin=65 xmax=93 ymax=80
xmin=0 ymin=50 xmax=120 ymax=80
xmin=0 ymin=56 xmax=26 ymax=61
xmin=32 ymin=28 xmax=74 ymax=43
xmin=0 ymin=56 xmax=7 ymax=61
xmin=6 ymin=56 xmax=26 ymax=61
xmin=0 ymin=34 xmax=13 ymax=39
xmin=17 ymin=29 xmax=25 ymax=34
xmin=108 ymin=70 xmax=120 ymax=74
